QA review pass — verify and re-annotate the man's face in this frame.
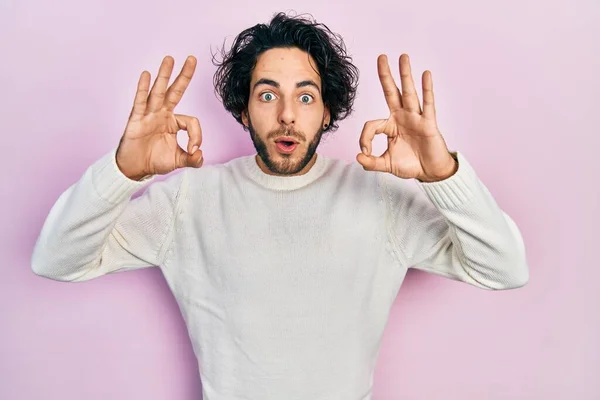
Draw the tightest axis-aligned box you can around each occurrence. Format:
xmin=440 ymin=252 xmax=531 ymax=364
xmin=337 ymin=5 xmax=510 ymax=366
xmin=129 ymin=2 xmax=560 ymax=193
xmin=243 ymin=47 xmax=330 ymax=176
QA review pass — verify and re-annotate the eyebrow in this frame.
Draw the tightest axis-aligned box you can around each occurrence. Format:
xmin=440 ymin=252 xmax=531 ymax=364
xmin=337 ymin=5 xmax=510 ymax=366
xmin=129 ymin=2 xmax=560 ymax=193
xmin=253 ymin=78 xmax=321 ymax=93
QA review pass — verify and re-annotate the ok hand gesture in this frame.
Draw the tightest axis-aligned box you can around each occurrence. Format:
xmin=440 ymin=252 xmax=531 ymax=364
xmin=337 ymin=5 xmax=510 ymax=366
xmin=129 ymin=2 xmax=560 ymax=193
xmin=116 ymin=56 xmax=204 ymax=181
xmin=357 ymin=54 xmax=457 ymax=182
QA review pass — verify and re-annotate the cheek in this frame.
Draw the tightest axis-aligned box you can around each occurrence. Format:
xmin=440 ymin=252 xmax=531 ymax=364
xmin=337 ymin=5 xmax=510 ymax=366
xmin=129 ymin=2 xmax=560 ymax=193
xmin=249 ymin=98 xmax=276 ymax=115
xmin=298 ymin=105 xmax=325 ymax=126
xmin=247 ymin=102 xmax=274 ymax=128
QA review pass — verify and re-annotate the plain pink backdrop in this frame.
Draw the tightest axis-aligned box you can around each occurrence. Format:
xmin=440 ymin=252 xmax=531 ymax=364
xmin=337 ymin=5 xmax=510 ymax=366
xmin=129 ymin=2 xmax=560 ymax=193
xmin=1 ymin=0 xmax=598 ymax=398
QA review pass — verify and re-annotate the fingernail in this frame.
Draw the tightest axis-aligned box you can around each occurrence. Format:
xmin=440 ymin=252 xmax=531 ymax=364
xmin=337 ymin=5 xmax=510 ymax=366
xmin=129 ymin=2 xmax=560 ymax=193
xmin=191 ymin=145 xmax=198 ymax=154
xmin=362 ymin=147 xmax=368 ymax=155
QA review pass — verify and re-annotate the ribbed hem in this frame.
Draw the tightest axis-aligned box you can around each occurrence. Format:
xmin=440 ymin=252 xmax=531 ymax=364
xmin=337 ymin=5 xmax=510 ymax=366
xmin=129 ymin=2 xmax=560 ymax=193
xmin=242 ymin=153 xmax=330 ymax=191
xmin=90 ymin=148 xmax=155 ymax=204
xmin=416 ymin=151 xmax=480 ymax=210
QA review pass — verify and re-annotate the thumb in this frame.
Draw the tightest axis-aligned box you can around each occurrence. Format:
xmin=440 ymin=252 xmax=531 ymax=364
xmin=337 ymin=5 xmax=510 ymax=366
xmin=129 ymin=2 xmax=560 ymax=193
xmin=176 ymin=146 xmax=204 ymax=169
xmin=356 ymin=151 xmax=388 ymax=172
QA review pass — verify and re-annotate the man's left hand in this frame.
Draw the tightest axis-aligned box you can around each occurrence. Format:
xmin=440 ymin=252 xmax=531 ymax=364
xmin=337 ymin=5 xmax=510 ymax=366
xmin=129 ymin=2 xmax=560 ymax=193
xmin=357 ymin=54 xmax=457 ymax=182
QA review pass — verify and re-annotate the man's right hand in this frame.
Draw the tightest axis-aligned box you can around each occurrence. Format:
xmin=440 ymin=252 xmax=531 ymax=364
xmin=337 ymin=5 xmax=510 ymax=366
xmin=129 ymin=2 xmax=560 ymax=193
xmin=116 ymin=55 xmax=204 ymax=181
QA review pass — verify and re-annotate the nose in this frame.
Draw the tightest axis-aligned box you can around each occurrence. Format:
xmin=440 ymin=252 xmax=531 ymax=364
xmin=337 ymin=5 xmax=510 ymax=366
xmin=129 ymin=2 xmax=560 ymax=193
xmin=278 ymin=97 xmax=295 ymax=126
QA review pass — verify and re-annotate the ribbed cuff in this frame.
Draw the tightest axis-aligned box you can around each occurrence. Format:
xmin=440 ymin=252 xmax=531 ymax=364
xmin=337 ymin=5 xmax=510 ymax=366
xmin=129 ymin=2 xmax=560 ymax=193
xmin=90 ymin=148 xmax=155 ymax=204
xmin=416 ymin=151 xmax=480 ymax=210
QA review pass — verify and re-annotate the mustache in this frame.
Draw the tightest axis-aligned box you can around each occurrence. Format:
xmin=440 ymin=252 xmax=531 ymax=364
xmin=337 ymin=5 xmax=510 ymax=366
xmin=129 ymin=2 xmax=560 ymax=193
xmin=267 ymin=126 xmax=306 ymax=142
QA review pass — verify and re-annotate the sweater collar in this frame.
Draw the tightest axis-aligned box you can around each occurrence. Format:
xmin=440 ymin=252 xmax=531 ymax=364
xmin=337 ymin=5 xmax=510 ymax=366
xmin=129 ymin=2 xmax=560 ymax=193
xmin=242 ymin=153 xmax=329 ymax=191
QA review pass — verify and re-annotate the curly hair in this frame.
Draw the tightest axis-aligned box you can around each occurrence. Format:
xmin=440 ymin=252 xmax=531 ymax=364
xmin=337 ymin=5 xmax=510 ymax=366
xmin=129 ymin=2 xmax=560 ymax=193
xmin=212 ymin=12 xmax=359 ymax=133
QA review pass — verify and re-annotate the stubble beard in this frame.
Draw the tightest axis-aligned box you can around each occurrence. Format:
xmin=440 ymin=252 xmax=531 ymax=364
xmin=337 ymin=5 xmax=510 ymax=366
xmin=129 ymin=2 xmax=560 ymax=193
xmin=247 ymin=114 xmax=325 ymax=176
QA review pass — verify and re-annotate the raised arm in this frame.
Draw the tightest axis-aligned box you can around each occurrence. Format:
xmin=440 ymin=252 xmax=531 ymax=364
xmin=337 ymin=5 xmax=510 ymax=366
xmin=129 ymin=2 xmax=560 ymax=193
xmin=31 ymin=55 xmax=203 ymax=282
xmin=358 ymin=53 xmax=528 ymax=289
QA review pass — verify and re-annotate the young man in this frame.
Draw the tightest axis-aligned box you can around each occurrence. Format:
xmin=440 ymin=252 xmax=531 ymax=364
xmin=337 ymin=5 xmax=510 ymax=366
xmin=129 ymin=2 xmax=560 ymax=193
xmin=31 ymin=12 xmax=529 ymax=400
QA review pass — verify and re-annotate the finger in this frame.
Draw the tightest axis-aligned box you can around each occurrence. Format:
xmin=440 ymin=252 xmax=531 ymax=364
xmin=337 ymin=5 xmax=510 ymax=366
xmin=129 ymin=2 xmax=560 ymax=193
xmin=377 ymin=55 xmax=402 ymax=112
xmin=146 ymin=56 xmax=175 ymax=112
xmin=356 ymin=150 xmax=390 ymax=173
xmin=422 ymin=70 xmax=436 ymax=120
xmin=359 ymin=119 xmax=390 ymax=156
xmin=129 ymin=71 xmax=150 ymax=121
xmin=175 ymin=114 xmax=203 ymax=155
xmin=399 ymin=54 xmax=422 ymax=113
xmin=164 ymin=55 xmax=197 ymax=111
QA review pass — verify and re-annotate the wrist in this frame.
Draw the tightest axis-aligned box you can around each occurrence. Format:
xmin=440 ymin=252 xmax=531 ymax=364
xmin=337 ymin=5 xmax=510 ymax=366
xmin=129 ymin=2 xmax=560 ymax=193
xmin=115 ymin=153 xmax=149 ymax=182
xmin=417 ymin=152 xmax=458 ymax=183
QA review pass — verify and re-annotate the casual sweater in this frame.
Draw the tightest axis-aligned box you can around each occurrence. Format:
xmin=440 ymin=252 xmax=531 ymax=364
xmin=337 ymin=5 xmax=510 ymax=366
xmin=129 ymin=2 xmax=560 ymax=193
xmin=31 ymin=147 xmax=529 ymax=400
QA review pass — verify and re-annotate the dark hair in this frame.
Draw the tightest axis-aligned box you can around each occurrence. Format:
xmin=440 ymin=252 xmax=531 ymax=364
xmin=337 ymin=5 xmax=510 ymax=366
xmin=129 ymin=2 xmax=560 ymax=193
xmin=212 ymin=12 xmax=359 ymax=133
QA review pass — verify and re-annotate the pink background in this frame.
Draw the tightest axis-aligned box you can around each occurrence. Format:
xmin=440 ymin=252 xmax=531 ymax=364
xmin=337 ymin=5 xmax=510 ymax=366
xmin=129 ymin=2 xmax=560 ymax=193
xmin=1 ymin=0 xmax=598 ymax=398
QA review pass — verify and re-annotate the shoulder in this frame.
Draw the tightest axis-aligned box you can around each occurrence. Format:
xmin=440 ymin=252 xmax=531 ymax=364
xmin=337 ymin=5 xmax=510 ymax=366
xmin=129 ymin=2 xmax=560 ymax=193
xmin=182 ymin=153 xmax=254 ymax=191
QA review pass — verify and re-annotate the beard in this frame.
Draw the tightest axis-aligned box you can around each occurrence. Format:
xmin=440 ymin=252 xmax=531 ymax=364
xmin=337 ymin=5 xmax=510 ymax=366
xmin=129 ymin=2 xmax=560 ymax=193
xmin=247 ymin=114 xmax=325 ymax=176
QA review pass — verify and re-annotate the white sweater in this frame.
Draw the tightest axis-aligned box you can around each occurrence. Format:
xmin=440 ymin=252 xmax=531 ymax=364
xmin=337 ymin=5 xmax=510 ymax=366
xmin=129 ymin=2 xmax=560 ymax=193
xmin=31 ymin=148 xmax=529 ymax=400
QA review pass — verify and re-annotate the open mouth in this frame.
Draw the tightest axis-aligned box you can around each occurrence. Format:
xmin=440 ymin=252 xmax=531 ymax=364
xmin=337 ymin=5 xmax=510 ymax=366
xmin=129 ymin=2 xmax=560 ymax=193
xmin=275 ymin=138 xmax=298 ymax=153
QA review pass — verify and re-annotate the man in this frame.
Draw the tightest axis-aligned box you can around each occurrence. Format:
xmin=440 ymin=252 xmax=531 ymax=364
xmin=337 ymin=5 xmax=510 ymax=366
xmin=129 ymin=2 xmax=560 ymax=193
xmin=31 ymin=12 xmax=529 ymax=400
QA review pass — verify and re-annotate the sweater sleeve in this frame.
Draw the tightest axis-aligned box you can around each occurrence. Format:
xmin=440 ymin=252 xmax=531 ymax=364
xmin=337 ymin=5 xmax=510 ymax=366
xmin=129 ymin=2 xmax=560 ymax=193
xmin=378 ymin=151 xmax=529 ymax=290
xmin=31 ymin=148 xmax=186 ymax=282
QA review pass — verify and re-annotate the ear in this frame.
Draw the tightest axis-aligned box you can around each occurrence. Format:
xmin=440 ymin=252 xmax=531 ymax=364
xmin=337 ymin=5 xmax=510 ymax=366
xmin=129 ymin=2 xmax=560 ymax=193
xmin=241 ymin=110 xmax=249 ymax=128
xmin=324 ymin=108 xmax=331 ymax=127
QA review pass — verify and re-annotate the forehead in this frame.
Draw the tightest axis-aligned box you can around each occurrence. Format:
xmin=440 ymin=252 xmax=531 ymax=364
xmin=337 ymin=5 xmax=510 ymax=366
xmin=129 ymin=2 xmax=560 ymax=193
xmin=251 ymin=47 xmax=321 ymax=87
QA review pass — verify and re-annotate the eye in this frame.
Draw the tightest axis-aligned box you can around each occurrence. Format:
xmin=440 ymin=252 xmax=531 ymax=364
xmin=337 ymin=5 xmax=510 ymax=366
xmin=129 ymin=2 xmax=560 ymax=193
xmin=259 ymin=92 xmax=277 ymax=102
xmin=299 ymin=94 xmax=314 ymax=104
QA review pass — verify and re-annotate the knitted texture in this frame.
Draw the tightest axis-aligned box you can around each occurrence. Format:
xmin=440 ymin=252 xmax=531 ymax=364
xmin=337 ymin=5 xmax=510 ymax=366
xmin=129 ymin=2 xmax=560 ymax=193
xmin=31 ymin=148 xmax=529 ymax=400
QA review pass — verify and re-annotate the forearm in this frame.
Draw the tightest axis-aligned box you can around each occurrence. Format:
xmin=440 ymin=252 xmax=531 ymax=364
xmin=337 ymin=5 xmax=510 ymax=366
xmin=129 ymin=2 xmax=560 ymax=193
xmin=413 ymin=152 xmax=529 ymax=289
xmin=31 ymin=149 xmax=153 ymax=282
xmin=382 ymin=151 xmax=529 ymax=290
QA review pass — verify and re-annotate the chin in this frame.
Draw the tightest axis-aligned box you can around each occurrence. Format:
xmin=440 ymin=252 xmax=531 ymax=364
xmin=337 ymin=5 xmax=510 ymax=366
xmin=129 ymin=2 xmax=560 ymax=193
xmin=267 ymin=149 xmax=309 ymax=175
